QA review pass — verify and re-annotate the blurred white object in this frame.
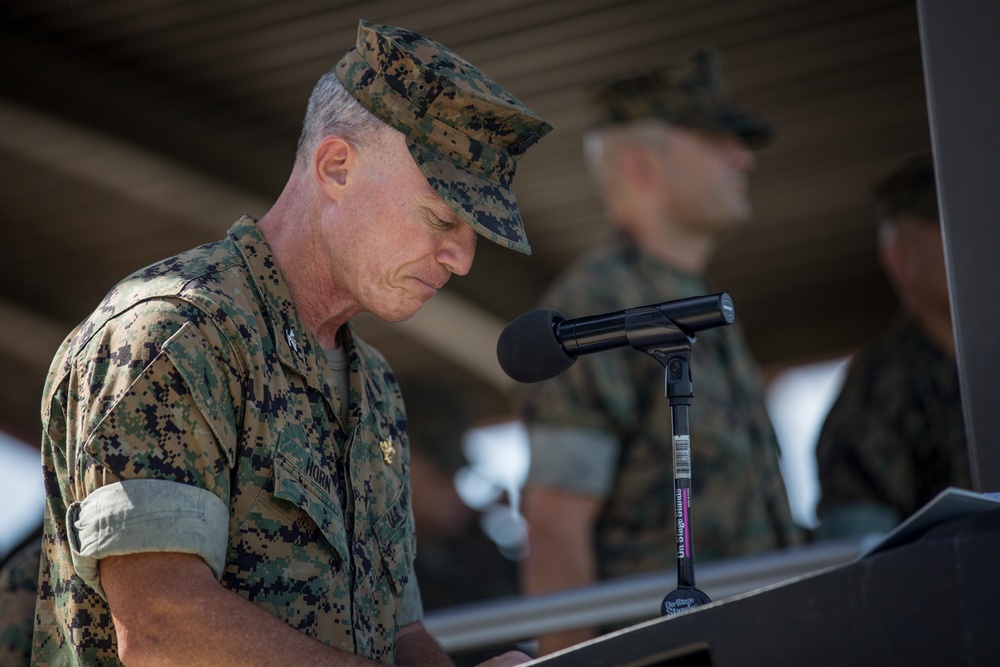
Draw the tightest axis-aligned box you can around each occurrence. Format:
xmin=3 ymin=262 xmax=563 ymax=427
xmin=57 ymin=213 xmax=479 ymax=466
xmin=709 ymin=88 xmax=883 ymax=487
xmin=0 ymin=430 xmax=45 ymax=557
xmin=453 ymin=420 xmax=531 ymax=558
xmin=766 ymin=357 xmax=849 ymax=530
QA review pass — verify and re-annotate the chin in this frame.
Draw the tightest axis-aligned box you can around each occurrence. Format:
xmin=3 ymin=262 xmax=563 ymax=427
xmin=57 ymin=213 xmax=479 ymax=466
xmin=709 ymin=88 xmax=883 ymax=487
xmin=377 ymin=300 xmax=427 ymax=324
xmin=377 ymin=311 xmax=415 ymax=324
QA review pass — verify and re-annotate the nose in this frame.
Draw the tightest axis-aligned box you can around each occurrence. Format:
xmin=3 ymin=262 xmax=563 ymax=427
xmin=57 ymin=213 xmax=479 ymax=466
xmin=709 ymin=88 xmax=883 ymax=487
xmin=438 ymin=222 xmax=478 ymax=276
xmin=727 ymin=137 xmax=756 ymax=171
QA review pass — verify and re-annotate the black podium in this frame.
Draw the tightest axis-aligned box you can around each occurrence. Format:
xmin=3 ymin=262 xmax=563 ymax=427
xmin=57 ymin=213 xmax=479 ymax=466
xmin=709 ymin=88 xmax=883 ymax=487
xmin=526 ymin=507 xmax=1000 ymax=666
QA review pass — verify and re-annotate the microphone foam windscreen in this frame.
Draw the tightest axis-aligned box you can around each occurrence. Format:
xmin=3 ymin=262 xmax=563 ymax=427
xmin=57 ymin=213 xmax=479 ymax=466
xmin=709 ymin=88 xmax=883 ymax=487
xmin=496 ymin=309 xmax=577 ymax=383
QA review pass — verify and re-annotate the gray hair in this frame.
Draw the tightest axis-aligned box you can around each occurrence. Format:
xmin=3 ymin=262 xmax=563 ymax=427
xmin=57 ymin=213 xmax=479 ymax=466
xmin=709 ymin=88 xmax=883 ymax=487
xmin=582 ymin=119 xmax=671 ymax=197
xmin=295 ymin=70 xmax=394 ymax=167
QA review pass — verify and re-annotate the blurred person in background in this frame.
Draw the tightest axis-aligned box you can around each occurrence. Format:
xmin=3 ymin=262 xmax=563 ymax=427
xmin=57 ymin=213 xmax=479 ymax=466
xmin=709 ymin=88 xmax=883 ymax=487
xmin=0 ymin=523 xmax=42 ymax=667
xmin=814 ymin=154 xmax=970 ymax=540
xmin=514 ymin=47 xmax=800 ymax=655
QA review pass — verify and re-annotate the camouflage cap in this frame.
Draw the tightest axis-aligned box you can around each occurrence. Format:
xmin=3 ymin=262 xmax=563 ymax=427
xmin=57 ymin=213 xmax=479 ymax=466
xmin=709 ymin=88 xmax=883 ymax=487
xmin=591 ymin=47 xmax=773 ymax=149
xmin=335 ymin=20 xmax=553 ymax=254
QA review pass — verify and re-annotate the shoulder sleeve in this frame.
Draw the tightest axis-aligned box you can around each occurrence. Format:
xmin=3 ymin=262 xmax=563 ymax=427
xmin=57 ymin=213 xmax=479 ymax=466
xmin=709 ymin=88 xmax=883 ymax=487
xmin=71 ymin=299 xmax=243 ymax=514
xmin=61 ymin=300 xmax=244 ymax=595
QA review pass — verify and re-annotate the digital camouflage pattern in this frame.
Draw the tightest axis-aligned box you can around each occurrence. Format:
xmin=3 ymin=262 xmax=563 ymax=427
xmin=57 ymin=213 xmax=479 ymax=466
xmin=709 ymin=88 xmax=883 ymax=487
xmin=815 ymin=315 xmax=970 ymax=537
xmin=516 ymin=238 xmax=800 ymax=578
xmin=590 ymin=47 xmax=772 ymax=149
xmin=33 ymin=216 xmax=415 ymax=665
xmin=335 ymin=20 xmax=553 ymax=255
xmin=0 ymin=532 xmax=42 ymax=667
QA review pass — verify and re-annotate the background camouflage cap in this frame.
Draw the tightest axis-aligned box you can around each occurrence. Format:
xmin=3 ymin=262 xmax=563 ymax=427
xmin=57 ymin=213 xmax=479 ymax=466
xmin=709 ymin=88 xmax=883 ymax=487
xmin=590 ymin=47 xmax=773 ymax=149
xmin=335 ymin=20 xmax=554 ymax=255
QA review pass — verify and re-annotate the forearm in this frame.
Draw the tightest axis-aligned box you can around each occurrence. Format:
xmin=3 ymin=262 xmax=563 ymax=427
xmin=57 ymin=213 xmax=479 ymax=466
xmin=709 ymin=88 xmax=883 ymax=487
xmin=395 ymin=620 xmax=535 ymax=666
xmin=520 ymin=487 xmax=602 ymax=655
xmin=521 ymin=538 xmax=598 ymax=655
xmin=395 ymin=623 xmax=454 ymax=667
xmin=521 ymin=526 xmax=597 ymax=596
xmin=102 ymin=552 xmax=383 ymax=667
xmin=521 ymin=486 xmax=600 ymax=596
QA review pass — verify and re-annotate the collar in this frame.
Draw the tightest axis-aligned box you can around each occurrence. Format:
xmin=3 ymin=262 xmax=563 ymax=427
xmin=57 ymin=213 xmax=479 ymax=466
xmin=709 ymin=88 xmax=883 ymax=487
xmin=228 ymin=215 xmax=386 ymax=416
xmin=618 ymin=232 xmax=711 ymax=299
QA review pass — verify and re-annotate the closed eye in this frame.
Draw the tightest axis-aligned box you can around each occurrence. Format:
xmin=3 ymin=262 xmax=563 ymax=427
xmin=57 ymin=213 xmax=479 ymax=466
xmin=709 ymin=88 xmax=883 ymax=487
xmin=428 ymin=211 xmax=460 ymax=231
xmin=416 ymin=192 xmax=460 ymax=228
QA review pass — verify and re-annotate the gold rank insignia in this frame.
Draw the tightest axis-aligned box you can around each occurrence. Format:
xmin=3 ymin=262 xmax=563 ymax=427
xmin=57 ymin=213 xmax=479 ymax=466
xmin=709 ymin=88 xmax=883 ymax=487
xmin=379 ymin=437 xmax=395 ymax=465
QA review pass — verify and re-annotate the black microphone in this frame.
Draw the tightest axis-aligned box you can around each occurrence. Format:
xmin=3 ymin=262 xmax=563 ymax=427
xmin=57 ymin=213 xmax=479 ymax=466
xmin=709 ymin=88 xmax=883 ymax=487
xmin=496 ymin=293 xmax=735 ymax=383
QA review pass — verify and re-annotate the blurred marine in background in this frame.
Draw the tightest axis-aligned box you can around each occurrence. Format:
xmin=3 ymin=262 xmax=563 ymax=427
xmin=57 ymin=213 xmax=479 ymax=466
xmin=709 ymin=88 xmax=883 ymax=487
xmin=815 ymin=154 xmax=970 ymax=540
xmin=0 ymin=524 xmax=42 ymax=667
xmin=514 ymin=47 xmax=800 ymax=654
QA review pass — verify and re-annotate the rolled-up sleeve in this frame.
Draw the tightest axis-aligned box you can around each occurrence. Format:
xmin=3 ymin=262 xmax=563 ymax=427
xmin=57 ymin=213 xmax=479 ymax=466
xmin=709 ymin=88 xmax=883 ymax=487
xmin=67 ymin=478 xmax=229 ymax=599
xmin=525 ymin=425 xmax=619 ymax=497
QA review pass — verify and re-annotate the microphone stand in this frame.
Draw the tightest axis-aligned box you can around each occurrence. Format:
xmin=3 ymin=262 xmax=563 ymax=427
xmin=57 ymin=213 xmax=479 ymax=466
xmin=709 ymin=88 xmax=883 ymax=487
xmin=658 ymin=350 xmax=712 ymax=615
xmin=624 ymin=309 xmax=712 ymax=617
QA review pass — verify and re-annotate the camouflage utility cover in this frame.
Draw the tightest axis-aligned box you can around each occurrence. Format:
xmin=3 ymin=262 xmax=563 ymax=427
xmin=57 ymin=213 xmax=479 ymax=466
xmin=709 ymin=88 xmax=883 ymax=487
xmin=33 ymin=216 xmax=415 ymax=665
xmin=590 ymin=47 xmax=773 ymax=149
xmin=336 ymin=20 xmax=553 ymax=255
xmin=516 ymin=238 xmax=800 ymax=577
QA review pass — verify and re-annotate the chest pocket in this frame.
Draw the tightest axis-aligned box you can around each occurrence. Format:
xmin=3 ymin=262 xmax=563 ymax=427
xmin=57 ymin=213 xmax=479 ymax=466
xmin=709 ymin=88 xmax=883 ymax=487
xmin=372 ymin=483 xmax=415 ymax=596
xmin=272 ymin=426 xmax=349 ymax=562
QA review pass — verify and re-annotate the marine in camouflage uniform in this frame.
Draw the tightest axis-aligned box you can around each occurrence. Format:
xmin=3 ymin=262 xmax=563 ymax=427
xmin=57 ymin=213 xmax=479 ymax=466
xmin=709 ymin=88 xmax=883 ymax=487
xmin=815 ymin=316 xmax=969 ymax=537
xmin=32 ymin=20 xmax=550 ymax=667
xmin=519 ymin=238 xmax=797 ymax=576
xmin=34 ymin=218 xmax=418 ymax=663
xmin=0 ymin=525 xmax=42 ymax=667
xmin=516 ymin=51 xmax=798 ymax=649
xmin=815 ymin=154 xmax=969 ymax=539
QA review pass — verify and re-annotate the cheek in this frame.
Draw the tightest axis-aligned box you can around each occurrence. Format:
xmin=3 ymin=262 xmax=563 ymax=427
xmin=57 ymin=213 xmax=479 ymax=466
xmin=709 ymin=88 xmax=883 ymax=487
xmin=918 ymin=237 xmax=948 ymax=279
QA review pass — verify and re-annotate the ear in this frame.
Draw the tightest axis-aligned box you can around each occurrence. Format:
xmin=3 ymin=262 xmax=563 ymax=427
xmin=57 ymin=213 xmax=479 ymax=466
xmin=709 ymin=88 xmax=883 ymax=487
xmin=618 ymin=143 xmax=653 ymax=185
xmin=312 ymin=136 xmax=354 ymax=200
xmin=616 ymin=144 xmax=667 ymax=201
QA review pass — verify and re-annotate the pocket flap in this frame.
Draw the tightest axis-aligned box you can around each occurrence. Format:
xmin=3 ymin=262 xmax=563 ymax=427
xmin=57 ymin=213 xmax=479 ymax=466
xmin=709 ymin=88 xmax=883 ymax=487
xmin=373 ymin=485 xmax=414 ymax=593
xmin=272 ymin=427 xmax=348 ymax=561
